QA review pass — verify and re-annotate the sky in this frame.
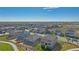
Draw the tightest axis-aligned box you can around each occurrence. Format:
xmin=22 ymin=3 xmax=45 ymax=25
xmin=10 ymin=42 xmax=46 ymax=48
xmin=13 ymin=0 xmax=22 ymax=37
xmin=0 ymin=7 xmax=79 ymax=22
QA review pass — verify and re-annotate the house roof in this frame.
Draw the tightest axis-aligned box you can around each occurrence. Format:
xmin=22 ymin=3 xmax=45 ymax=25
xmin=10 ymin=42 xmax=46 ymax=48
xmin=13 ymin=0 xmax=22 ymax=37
xmin=25 ymin=34 xmax=40 ymax=42
xmin=41 ymin=34 xmax=57 ymax=42
xmin=17 ymin=32 xmax=40 ymax=42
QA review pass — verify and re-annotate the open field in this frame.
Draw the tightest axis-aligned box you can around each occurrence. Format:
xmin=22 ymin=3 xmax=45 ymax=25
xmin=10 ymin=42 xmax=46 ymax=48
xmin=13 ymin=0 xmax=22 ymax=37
xmin=0 ymin=42 xmax=14 ymax=51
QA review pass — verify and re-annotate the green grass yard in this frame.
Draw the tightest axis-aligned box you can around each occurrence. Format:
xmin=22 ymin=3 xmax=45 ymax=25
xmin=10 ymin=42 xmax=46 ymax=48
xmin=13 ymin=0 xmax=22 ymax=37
xmin=34 ymin=43 xmax=44 ymax=51
xmin=0 ymin=42 xmax=14 ymax=51
xmin=58 ymin=36 xmax=67 ymax=42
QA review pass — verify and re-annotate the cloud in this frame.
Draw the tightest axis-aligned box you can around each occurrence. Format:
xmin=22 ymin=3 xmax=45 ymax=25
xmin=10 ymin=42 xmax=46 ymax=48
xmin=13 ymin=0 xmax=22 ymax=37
xmin=47 ymin=10 xmax=52 ymax=12
xmin=43 ymin=7 xmax=59 ymax=12
xmin=43 ymin=7 xmax=59 ymax=10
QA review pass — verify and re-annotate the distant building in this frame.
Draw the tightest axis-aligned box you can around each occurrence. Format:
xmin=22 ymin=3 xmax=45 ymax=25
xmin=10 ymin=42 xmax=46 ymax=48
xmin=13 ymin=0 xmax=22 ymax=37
xmin=8 ymin=29 xmax=26 ymax=39
xmin=37 ymin=27 xmax=46 ymax=34
xmin=55 ymin=30 xmax=63 ymax=36
xmin=66 ymin=36 xmax=79 ymax=45
xmin=65 ymin=30 xmax=75 ymax=37
xmin=0 ymin=31 xmax=6 ymax=34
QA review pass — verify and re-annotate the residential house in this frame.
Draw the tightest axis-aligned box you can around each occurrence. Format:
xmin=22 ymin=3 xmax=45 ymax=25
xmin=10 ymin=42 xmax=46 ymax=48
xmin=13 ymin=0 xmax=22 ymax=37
xmin=41 ymin=35 xmax=57 ymax=50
